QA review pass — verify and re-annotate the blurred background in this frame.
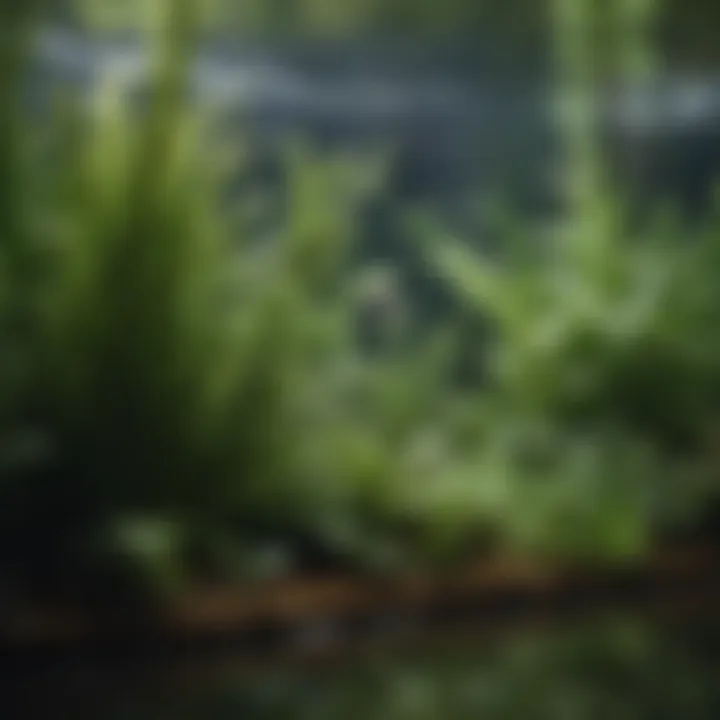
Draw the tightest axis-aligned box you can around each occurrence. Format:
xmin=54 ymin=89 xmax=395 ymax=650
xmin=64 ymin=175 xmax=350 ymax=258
xmin=2 ymin=0 xmax=720 ymax=716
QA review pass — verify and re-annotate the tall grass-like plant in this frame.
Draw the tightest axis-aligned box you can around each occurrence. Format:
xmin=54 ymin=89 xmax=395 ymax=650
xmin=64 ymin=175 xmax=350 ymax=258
xmin=0 ymin=0 xmax=414 ymax=593
xmin=0 ymin=0 xmax=486 ymax=594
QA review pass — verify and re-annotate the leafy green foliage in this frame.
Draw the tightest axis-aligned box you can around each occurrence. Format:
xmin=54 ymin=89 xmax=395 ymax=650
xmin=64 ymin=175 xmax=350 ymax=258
xmin=0 ymin=0 xmax=719 ymax=601
xmin=416 ymin=0 xmax=720 ymax=554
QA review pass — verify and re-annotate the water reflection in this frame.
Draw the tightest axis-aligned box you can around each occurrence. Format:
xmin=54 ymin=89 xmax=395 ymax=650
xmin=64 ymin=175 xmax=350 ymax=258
xmin=7 ymin=613 xmax=720 ymax=718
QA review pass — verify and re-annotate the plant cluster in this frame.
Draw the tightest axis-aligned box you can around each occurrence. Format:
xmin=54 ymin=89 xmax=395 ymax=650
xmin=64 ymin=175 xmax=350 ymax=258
xmin=0 ymin=0 xmax=718 ymax=601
